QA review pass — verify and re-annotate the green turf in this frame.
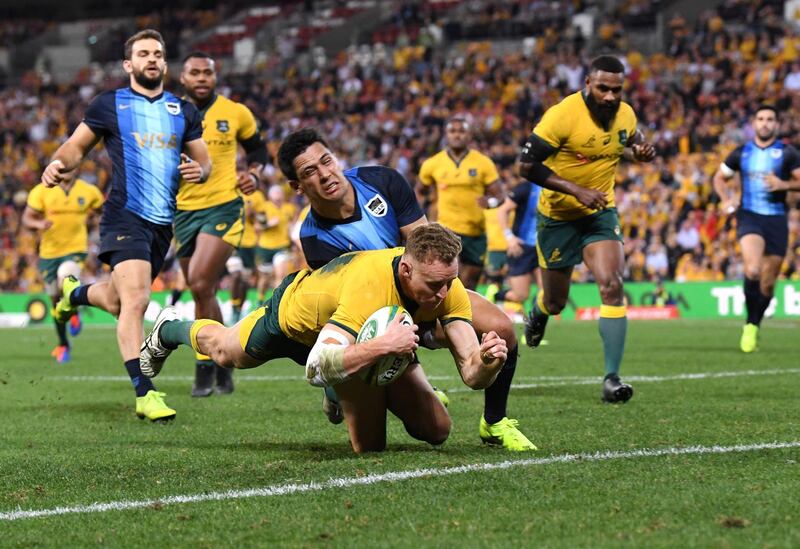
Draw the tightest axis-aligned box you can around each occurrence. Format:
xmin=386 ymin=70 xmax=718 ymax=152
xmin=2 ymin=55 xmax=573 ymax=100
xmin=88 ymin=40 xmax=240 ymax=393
xmin=1 ymin=319 xmax=799 ymax=547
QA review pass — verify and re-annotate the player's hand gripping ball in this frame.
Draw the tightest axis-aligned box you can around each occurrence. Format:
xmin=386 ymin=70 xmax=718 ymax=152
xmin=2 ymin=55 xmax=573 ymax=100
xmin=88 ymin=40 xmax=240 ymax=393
xmin=357 ymin=305 xmax=414 ymax=386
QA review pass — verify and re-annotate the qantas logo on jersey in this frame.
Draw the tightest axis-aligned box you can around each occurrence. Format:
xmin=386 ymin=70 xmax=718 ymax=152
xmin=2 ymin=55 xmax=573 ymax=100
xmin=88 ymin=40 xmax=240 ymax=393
xmin=132 ymin=132 xmax=178 ymax=149
xmin=366 ymin=195 xmax=388 ymax=217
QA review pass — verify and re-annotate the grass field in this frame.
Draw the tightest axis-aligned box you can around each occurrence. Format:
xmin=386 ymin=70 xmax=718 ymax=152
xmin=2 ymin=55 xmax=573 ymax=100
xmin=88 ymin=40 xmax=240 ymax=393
xmin=1 ymin=318 xmax=799 ymax=547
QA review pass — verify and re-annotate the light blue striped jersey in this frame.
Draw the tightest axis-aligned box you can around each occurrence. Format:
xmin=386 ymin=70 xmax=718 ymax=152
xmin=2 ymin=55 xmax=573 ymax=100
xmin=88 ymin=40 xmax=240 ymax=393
xmin=83 ymin=88 xmax=203 ymax=224
xmin=722 ymin=140 xmax=800 ymax=216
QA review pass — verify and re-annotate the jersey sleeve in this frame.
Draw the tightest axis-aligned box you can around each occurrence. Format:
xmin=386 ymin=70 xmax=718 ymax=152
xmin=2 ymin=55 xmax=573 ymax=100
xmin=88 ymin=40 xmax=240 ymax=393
xmin=532 ymin=101 xmax=571 ymax=149
xmin=181 ymin=102 xmax=204 ymax=144
xmin=418 ymin=157 xmax=435 ymax=187
xmin=481 ymin=155 xmax=500 ymax=187
xmin=783 ymin=145 xmax=800 ymax=172
xmin=89 ymin=184 xmax=105 ymax=209
xmin=509 ymin=182 xmax=531 ymax=205
xmin=356 ymin=166 xmax=424 ymax=227
xmin=236 ymin=103 xmax=258 ymax=141
xmin=26 ymin=184 xmax=45 ymax=211
xmin=722 ymin=146 xmax=743 ymax=173
xmin=439 ymin=278 xmax=472 ymax=325
xmin=82 ymin=92 xmax=114 ymax=137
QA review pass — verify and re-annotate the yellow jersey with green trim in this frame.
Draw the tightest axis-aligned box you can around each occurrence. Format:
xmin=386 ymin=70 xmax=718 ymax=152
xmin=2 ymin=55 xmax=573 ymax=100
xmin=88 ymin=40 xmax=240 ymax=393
xmin=258 ymin=201 xmax=297 ymax=250
xmin=534 ymin=91 xmax=637 ymax=220
xmin=26 ymin=179 xmax=104 ymax=259
xmin=278 ymin=247 xmax=472 ymax=347
xmin=177 ymin=94 xmax=258 ymax=211
xmin=241 ymin=189 xmax=266 ymax=248
xmin=418 ymin=149 xmax=500 ymax=237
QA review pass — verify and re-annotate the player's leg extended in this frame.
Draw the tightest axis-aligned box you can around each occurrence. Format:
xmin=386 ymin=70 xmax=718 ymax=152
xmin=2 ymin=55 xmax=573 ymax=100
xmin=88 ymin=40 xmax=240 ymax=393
xmin=336 ymin=377 xmax=390 ymax=454
xmin=146 ymin=309 xmax=263 ymax=375
xmin=583 ymin=239 xmax=632 ymax=402
xmin=386 ymin=362 xmax=451 ymax=447
xmin=467 ymin=291 xmax=536 ymax=451
xmin=739 ymin=234 xmax=766 ymax=352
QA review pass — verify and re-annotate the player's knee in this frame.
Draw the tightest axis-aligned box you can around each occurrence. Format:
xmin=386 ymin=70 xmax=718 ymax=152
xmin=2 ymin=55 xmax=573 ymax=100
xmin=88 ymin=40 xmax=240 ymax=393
xmin=598 ymin=275 xmax=624 ymax=303
xmin=495 ymin=315 xmax=517 ymax=347
xmin=350 ymin=438 xmax=387 ymax=454
xmin=189 ymin=277 xmax=216 ymax=299
xmin=543 ymin=296 xmax=566 ymax=315
xmin=427 ymin=415 xmax=452 ymax=446
xmin=744 ymin=267 xmax=760 ymax=280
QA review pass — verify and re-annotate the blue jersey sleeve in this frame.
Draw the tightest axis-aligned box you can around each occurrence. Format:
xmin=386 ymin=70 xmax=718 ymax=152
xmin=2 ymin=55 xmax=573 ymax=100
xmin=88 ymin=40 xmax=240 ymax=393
xmin=509 ymin=182 xmax=531 ymax=205
xmin=82 ymin=91 xmax=116 ymax=138
xmin=354 ymin=166 xmax=423 ymax=227
xmin=723 ymin=146 xmax=743 ymax=172
xmin=782 ymin=145 xmax=800 ymax=176
xmin=181 ymin=101 xmax=204 ymax=144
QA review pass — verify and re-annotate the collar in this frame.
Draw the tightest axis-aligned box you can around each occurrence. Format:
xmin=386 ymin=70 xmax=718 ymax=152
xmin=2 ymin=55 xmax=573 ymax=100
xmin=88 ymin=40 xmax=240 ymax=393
xmin=129 ymin=86 xmax=164 ymax=103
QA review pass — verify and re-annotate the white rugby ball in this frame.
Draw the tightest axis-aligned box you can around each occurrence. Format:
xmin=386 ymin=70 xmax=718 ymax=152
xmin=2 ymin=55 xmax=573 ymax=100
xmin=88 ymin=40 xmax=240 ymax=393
xmin=356 ymin=305 xmax=414 ymax=386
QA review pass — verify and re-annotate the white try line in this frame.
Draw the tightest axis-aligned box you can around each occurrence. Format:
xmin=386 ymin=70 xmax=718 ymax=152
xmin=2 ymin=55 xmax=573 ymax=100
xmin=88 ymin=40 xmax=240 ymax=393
xmin=47 ymin=367 xmax=800 ymax=389
xmin=2 ymin=440 xmax=798 ymax=522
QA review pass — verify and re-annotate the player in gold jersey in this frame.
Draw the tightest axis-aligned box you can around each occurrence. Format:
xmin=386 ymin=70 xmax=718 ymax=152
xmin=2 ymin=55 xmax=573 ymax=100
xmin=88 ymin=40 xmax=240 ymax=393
xmin=518 ymin=56 xmax=655 ymax=403
xmin=255 ymin=185 xmax=298 ymax=302
xmin=417 ymin=118 xmax=506 ymax=290
xmin=175 ymin=52 xmax=268 ymax=396
xmin=23 ymin=171 xmax=104 ymax=363
xmin=141 ymin=224 xmax=508 ymax=453
xmin=227 ymin=187 xmax=266 ymax=323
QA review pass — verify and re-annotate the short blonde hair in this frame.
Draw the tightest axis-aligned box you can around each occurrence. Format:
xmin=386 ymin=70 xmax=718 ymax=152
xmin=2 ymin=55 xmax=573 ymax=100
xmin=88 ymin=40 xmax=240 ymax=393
xmin=404 ymin=223 xmax=462 ymax=264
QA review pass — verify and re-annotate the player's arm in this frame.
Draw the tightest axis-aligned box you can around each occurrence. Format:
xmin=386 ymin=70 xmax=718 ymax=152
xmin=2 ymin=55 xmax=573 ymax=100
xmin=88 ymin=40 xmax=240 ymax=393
xmin=21 ymin=206 xmax=52 ymax=231
xmin=622 ymin=129 xmax=656 ymax=163
xmin=237 ymin=130 xmax=269 ymax=195
xmin=713 ymin=147 xmax=742 ymax=213
xmin=476 ymin=180 xmax=506 ymax=209
xmin=518 ymin=133 xmax=607 ymax=210
xmin=179 ymin=139 xmax=211 ymax=183
xmin=305 ymin=317 xmax=419 ymax=387
xmin=41 ymin=123 xmax=100 ymax=187
xmin=765 ymin=148 xmax=800 ymax=192
xmin=398 ymin=216 xmax=428 ymax=242
xmin=442 ymin=320 xmax=506 ymax=389
xmin=497 ymin=195 xmax=524 ymax=257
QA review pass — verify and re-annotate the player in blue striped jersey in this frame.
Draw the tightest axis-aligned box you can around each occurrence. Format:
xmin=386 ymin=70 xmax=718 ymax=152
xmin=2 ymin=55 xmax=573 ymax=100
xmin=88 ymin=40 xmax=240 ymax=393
xmin=278 ymin=128 xmax=536 ymax=451
xmin=493 ymin=182 xmax=542 ymax=315
xmin=42 ymin=29 xmax=210 ymax=421
xmin=713 ymin=105 xmax=800 ymax=353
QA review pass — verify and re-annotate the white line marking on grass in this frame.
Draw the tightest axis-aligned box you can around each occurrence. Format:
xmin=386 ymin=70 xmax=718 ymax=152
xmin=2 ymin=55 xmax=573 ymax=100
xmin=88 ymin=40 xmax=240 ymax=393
xmin=2 ymin=440 xmax=798 ymax=522
xmin=446 ymin=368 xmax=800 ymax=393
xmin=45 ymin=368 xmax=800 ymax=386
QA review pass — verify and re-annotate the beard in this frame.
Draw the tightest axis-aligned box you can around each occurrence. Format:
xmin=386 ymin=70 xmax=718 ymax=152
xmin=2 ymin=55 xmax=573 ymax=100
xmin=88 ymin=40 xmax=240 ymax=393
xmin=585 ymin=92 xmax=621 ymax=130
xmin=132 ymin=66 xmax=164 ymax=90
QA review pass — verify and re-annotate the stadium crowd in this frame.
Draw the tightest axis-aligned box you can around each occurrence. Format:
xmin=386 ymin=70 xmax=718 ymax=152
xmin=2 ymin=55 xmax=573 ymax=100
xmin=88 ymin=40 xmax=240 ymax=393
xmin=2 ymin=0 xmax=800 ymax=292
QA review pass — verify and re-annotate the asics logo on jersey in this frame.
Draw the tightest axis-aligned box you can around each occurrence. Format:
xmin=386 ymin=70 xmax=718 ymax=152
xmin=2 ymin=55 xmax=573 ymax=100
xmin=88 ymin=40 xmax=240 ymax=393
xmin=132 ymin=132 xmax=178 ymax=150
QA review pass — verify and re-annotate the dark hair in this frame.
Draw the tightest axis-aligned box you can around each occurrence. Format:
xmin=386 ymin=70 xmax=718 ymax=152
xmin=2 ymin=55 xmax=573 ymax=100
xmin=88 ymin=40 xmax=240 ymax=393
xmin=182 ymin=50 xmax=213 ymax=65
xmin=277 ymin=128 xmax=332 ymax=180
xmin=404 ymin=223 xmax=462 ymax=264
xmin=589 ymin=55 xmax=625 ymax=75
xmin=754 ymin=104 xmax=779 ymax=118
xmin=124 ymin=29 xmax=166 ymax=60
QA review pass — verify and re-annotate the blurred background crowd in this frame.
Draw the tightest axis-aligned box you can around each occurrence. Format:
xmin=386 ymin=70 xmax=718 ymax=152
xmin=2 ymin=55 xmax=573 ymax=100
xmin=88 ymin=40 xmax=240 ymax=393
xmin=2 ymin=0 xmax=800 ymax=293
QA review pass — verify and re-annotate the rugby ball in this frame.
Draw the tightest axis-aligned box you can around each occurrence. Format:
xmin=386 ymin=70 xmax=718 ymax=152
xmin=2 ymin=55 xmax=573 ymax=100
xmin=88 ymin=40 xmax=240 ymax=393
xmin=356 ymin=305 xmax=414 ymax=386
